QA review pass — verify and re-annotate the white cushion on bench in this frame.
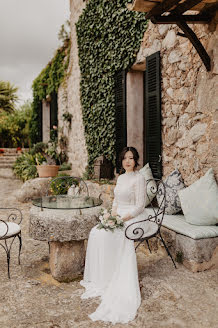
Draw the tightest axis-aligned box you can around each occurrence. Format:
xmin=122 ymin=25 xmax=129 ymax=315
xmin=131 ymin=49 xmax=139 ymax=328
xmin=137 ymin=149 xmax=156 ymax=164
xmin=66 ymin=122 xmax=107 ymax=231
xmin=146 ymin=208 xmax=218 ymax=240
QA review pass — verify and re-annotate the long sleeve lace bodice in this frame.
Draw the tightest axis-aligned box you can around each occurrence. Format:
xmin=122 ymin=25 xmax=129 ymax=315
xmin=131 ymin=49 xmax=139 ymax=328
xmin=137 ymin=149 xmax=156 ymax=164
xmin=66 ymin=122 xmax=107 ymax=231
xmin=112 ymin=171 xmax=145 ymax=218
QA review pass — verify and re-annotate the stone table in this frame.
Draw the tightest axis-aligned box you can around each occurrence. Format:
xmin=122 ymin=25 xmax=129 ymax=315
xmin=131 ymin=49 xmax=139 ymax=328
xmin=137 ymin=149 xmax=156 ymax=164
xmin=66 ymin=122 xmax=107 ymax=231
xmin=29 ymin=196 xmax=102 ymax=282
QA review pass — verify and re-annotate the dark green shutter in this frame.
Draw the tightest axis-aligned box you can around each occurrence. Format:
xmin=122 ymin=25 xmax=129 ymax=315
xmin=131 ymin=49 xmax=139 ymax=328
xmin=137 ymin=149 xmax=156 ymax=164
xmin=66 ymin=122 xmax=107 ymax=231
xmin=114 ymin=70 xmax=127 ymax=173
xmin=145 ymin=51 xmax=162 ymax=178
xmin=50 ymin=91 xmax=58 ymax=129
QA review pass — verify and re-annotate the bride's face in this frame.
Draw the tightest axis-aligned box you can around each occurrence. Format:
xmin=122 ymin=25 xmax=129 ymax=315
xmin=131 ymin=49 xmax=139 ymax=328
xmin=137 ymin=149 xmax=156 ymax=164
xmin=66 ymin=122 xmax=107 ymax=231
xmin=122 ymin=151 xmax=135 ymax=173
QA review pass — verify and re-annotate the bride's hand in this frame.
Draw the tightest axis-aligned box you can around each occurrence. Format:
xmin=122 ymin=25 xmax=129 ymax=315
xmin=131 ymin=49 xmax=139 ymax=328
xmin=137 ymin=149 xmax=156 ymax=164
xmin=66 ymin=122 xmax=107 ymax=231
xmin=111 ymin=208 xmax=117 ymax=216
xmin=122 ymin=214 xmax=132 ymax=222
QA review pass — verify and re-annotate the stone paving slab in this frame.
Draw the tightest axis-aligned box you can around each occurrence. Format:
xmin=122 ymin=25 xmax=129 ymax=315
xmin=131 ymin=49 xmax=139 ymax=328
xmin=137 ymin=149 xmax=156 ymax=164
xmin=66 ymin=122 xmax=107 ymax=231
xmin=0 ymin=178 xmax=218 ymax=328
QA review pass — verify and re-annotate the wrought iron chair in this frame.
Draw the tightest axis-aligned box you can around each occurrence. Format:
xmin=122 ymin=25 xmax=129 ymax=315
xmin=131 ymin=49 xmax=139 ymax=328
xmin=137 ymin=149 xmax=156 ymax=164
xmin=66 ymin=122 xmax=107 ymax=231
xmin=0 ymin=207 xmax=23 ymax=278
xmin=125 ymin=179 xmax=177 ymax=268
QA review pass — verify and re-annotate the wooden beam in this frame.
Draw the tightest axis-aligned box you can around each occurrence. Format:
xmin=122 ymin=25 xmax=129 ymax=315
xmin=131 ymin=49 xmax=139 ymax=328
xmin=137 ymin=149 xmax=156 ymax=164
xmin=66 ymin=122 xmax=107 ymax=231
xmin=176 ymin=19 xmax=211 ymax=71
xmin=145 ymin=0 xmax=181 ymax=19
xmin=151 ymin=13 xmax=211 ymax=24
xmin=127 ymin=0 xmax=160 ymax=13
xmin=171 ymin=0 xmax=203 ymax=15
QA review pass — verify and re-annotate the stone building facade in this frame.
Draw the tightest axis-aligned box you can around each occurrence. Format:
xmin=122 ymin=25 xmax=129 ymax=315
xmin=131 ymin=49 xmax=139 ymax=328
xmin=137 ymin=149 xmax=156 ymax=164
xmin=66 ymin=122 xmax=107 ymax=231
xmin=58 ymin=1 xmax=218 ymax=185
xmin=134 ymin=15 xmax=218 ymax=185
xmin=58 ymin=0 xmax=88 ymax=176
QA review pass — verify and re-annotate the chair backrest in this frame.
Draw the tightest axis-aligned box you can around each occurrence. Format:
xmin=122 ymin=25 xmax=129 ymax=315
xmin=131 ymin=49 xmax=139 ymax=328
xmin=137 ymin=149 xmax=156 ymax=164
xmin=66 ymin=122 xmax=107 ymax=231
xmin=125 ymin=179 xmax=166 ymax=241
xmin=0 ymin=208 xmax=23 ymax=225
xmin=46 ymin=176 xmax=89 ymax=197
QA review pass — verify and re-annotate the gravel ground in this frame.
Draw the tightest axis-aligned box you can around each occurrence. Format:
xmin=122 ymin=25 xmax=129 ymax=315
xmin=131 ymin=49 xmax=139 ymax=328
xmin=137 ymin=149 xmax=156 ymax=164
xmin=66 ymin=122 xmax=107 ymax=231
xmin=0 ymin=177 xmax=217 ymax=328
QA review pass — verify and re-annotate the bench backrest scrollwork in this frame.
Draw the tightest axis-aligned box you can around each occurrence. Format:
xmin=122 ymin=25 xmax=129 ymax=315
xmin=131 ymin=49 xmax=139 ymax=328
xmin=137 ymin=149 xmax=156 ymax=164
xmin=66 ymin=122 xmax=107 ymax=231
xmin=125 ymin=179 xmax=166 ymax=242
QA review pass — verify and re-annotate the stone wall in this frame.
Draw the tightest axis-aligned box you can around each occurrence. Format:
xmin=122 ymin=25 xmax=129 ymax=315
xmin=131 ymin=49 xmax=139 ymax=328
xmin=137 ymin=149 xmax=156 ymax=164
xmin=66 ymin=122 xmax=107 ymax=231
xmin=135 ymin=14 xmax=218 ymax=185
xmin=58 ymin=0 xmax=88 ymax=177
xmin=59 ymin=2 xmax=217 ymax=184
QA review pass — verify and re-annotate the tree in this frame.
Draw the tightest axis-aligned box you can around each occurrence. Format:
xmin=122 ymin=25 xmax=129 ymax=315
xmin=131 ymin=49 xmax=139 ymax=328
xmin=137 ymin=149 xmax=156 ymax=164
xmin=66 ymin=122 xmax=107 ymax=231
xmin=0 ymin=100 xmax=33 ymax=147
xmin=0 ymin=80 xmax=19 ymax=113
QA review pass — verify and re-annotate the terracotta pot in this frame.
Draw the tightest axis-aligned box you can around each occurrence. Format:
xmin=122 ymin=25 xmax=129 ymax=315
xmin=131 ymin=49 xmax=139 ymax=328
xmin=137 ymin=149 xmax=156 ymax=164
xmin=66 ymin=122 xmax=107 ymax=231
xmin=36 ymin=165 xmax=59 ymax=178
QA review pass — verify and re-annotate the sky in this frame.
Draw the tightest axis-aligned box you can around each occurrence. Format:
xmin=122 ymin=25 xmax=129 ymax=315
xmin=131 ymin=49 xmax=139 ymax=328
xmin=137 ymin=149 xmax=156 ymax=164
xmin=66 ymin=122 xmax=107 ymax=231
xmin=0 ymin=0 xmax=69 ymax=106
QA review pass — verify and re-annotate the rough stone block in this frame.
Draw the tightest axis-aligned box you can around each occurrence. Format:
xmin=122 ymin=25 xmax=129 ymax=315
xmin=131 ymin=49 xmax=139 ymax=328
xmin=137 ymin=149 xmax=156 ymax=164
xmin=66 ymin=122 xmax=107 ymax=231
xmin=16 ymin=177 xmax=51 ymax=203
xmin=161 ymin=227 xmax=218 ymax=272
xmin=49 ymin=240 xmax=85 ymax=282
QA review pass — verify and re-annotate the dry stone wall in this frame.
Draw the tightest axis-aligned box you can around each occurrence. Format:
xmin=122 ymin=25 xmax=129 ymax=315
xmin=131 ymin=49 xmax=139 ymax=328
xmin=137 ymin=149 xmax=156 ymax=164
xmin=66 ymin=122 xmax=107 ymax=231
xmin=136 ymin=14 xmax=218 ymax=185
xmin=59 ymin=2 xmax=217 ymax=185
xmin=58 ymin=0 xmax=88 ymax=177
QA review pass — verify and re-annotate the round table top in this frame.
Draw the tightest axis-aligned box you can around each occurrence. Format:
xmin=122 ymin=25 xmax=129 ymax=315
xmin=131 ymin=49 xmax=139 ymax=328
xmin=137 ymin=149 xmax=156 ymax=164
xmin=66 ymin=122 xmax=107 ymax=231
xmin=32 ymin=195 xmax=103 ymax=210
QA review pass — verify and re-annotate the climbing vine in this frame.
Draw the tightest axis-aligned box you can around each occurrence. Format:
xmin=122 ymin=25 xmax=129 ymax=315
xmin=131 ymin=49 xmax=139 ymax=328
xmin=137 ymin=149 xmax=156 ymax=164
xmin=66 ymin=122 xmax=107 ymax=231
xmin=76 ymin=0 xmax=147 ymax=174
xmin=30 ymin=40 xmax=70 ymax=144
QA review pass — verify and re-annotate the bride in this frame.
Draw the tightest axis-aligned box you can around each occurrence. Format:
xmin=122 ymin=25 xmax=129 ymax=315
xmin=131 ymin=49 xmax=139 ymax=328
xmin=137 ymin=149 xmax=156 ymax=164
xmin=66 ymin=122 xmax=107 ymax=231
xmin=80 ymin=146 xmax=149 ymax=324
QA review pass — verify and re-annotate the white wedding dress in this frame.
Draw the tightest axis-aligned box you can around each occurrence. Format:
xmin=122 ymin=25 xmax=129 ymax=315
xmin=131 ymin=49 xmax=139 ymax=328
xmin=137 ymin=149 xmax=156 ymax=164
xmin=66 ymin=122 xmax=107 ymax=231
xmin=80 ymin=171 xmax=157 ymax=324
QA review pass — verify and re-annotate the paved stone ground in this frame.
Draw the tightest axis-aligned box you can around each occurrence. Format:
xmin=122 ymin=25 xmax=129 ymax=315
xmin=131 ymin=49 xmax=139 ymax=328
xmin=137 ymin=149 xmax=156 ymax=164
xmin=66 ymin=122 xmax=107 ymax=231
xmin=0 ymin=177 xmax=217 ymax=328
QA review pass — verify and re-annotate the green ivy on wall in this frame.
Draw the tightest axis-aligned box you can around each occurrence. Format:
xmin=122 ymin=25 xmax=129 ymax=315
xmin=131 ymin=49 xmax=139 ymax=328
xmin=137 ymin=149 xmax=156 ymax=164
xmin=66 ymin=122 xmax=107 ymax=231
xmin=76 ymin=0 xmax=147 ymax=174
xmin=30 ymin=43 xmax=70 ymax=144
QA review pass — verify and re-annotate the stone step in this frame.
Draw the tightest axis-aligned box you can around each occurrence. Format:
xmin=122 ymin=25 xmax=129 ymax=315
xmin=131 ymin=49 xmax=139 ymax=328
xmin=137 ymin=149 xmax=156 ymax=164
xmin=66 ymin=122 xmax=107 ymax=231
xmin=0 ymin=163 xmax=14 ymax=168
xmin=0 ymin=148 xmax=29 ymax=155
xmin=0 ymin=160 xmax=16 ymax=165
xmin=0 ymin=155 xmax=18 ymax=160
xmin=0 ymin=153 xmax=19 ymax=157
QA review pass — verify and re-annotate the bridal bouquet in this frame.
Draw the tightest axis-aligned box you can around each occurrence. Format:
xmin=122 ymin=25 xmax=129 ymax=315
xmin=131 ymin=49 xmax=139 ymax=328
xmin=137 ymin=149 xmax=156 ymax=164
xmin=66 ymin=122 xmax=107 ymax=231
xmin=97 ymin=208 xmax=124 ymax=232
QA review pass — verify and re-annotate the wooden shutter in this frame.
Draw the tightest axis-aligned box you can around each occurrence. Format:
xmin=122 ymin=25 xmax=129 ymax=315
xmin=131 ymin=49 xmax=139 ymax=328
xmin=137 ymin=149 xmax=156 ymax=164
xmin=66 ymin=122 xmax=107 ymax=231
xmin=114 ymin=70 xmax=127 ymax=173
xmin=50 ymin=91 xmax=58 ymax=129
xmin=145 ymin=51 xmax=162 ymax=179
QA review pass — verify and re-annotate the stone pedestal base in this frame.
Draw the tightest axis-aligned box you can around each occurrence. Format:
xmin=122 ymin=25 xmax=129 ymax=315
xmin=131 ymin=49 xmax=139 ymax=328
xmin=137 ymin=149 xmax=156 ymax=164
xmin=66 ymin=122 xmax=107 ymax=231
xmin=49 ymin=240 xmax=85 ymax=282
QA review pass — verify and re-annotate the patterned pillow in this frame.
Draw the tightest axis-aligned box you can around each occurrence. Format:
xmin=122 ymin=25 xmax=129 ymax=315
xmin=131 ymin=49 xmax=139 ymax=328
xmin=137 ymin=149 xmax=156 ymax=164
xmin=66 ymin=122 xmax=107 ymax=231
xmin=157 ymin=169 xmax=185 ymax=215
xmin=139 ymin=163 xmax=157 ymax=207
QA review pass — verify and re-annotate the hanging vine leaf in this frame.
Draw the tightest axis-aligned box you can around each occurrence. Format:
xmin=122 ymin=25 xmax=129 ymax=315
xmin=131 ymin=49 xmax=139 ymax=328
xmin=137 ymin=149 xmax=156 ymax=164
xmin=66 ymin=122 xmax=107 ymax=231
xmin=76 ymin=0 xmax=147 ymax=175
xmin=30 ymin=42 xmax=70 ymax=144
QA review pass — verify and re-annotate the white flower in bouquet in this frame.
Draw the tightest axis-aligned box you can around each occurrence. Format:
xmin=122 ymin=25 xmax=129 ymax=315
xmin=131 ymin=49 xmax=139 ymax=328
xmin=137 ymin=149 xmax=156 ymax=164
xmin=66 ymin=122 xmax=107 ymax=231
xmin=97 ymin=208 xmax=124 ymax=232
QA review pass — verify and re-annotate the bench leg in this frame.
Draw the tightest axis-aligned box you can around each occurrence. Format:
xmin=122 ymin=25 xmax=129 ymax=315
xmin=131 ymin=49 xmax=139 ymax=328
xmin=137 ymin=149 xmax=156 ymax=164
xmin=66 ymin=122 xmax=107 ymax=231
xmin=146 ymin=240 xmax=152 ymax=253
xmin=159 ymin=232 xmax=177 ymax=269
xmin=18 ymin=233 xmax=22 ymax=265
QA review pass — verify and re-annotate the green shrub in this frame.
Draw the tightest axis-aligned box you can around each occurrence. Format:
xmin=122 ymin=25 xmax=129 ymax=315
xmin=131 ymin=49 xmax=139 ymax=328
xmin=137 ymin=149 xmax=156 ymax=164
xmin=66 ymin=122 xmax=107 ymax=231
xmin=175 ymin=251 xmax=184 ymax=264
xmin=49 ymin=173 xmax=78 ymax=195
xmin=13 ymin=152 xmax=37 ymax=181
xmin=59 ymin=162 xmax=72 ymax=171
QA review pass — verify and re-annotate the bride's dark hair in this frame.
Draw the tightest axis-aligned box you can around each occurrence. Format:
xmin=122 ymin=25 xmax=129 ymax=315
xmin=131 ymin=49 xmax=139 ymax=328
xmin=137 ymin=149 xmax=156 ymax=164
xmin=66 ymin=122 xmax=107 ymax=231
xmin=119 ymin=147 xmax=139 ymax=174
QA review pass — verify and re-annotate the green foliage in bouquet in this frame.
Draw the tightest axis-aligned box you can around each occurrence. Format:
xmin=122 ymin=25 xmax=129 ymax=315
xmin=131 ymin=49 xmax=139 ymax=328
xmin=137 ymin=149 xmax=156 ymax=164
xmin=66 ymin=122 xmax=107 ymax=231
xmin=76 ymin=0 xmax=147 ymax=175
xmin=97 ymin=208 xmax=124 ymax=232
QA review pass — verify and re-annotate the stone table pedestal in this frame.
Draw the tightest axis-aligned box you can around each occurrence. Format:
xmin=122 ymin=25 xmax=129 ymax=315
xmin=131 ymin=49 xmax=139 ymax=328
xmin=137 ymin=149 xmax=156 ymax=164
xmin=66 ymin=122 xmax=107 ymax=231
xmin=29 ymin=205 xmax=101 ymax=282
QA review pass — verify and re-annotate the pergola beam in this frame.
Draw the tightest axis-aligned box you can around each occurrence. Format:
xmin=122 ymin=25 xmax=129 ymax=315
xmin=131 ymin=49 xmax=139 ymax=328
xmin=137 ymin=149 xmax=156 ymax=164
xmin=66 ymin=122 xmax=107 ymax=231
xmin=145 ymin=0 xmax=181 ymax=19
xmin=176 ymin=19 xmax=211 ymax=71
xmin=171 ymin=0 xmax=203 ymax=15
xmin=151 ymin=14 xmax=211 ymax=24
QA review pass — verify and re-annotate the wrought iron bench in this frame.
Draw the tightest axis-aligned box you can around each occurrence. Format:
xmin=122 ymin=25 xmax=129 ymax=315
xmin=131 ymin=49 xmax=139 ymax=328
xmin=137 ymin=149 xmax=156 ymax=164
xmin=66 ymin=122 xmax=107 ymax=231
xmin=125 ymin=179 xmax=177 ymax=269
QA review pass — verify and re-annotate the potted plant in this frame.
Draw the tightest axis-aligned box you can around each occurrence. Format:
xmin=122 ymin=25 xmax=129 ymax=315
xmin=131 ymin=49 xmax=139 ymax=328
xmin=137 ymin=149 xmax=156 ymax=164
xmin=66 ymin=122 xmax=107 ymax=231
xmin=16 ymin=147 xmax=22 ymax=154
xmin=0 ymin=149 xmax=4 ymax=156
xmin=35 ymin=140 xmax=60 ymax=178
